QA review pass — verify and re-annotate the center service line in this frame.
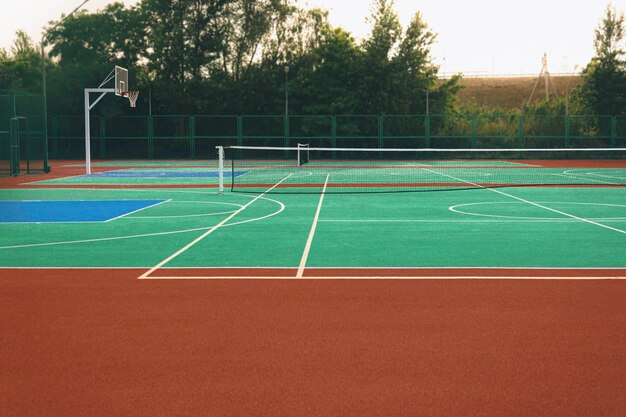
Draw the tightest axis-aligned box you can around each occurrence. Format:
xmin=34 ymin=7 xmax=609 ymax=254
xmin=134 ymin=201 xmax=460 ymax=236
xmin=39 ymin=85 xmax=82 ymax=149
xmin=297 ymin=174 xmax=330 ymax=278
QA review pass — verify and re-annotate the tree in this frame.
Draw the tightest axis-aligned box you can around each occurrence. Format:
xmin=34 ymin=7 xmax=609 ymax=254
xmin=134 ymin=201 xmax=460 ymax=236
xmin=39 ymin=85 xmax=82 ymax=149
xmin=392 ymin=12 xmax=459 ymax=115
xmin=298 ymin=28 xmax=362 ymax=115
xmin=143 ymin=0 xmax=230 ymax=88
xmin=214 ymin=0 xmax=284 ymax=81
xmin=358 ymin=0 xmax=402 ymax=114
xmin=198 ymin=2 xmax=330 ymax=115
xmin=573 ymin=3 xmax=626 ymax=117
xmin=27 ymin=0 xmax=460 ymax=117
xmin=0 ymin=31 xmax=41 ymax=93
xmin=594 ymin=3 xmax=625 ymax=57
xmin=357 ymin=0 xmax=459 ymax=115
xmin=44 ymin=3 xmax=147 ymax=115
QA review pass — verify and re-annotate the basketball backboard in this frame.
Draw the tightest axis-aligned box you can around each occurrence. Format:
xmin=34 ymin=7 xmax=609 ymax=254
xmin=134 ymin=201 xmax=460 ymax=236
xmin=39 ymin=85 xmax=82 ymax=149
xmin=114 ymin=66 xmax=128 ymax=96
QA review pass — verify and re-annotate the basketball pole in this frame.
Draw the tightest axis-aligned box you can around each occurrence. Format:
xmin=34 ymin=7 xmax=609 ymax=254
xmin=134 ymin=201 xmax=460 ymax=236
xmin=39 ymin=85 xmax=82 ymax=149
xmin=83 ymin=66 xmax=128 ymax=175
xmin=84 ymin=88 xmax=114 ymax=175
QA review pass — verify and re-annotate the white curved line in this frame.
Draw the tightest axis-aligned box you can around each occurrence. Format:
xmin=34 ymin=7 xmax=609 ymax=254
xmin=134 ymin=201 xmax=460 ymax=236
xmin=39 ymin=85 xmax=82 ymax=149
xmin=449 ymin=201 xmax=626 ymax=220
xmin=127 ymin=200 xmax=244 ymax=219
xmin=0 ymin=194 xmax=286 ymax=250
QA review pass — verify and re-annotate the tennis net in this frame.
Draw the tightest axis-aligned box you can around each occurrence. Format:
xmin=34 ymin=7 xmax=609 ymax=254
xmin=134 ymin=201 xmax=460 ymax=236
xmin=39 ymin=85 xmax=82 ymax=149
xmin=217 ymin=145 xmax=626 ymax=193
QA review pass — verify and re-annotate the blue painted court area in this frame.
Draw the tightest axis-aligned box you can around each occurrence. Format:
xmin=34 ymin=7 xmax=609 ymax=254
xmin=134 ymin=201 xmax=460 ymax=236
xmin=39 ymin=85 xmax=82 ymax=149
xmin=93 ymin=171 xmax=247 ymax=178
xmin=0 ymin=200 xmax=165 ymax=223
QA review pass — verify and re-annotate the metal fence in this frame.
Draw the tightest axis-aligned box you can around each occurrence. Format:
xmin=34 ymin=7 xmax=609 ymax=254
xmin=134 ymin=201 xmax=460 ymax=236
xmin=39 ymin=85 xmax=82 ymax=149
xmin=0 ymin=93 xmax=47 ymax=176
xmin=48 ymin=114 xmax=626 ymax=160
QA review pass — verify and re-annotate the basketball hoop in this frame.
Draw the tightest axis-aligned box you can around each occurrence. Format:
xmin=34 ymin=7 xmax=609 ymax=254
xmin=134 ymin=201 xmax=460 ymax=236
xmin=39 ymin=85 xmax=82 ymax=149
xmin=122 ymin=90 xmax=140 ymax=108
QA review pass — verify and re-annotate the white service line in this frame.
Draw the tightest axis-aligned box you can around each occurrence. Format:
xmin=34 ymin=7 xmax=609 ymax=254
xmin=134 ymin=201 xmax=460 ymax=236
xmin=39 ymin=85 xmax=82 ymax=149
xmin=297 ymin=174 xmax=330 ymax=278
xmin=105 ymin=199 xmax=171 ymax=222
xmin=421 ymin=168 xmax=626 ymax=236
xmin=138 ymin=174 xmax=293 ymax=279
xmin=554 ymin=172 xmax=619 ymax=185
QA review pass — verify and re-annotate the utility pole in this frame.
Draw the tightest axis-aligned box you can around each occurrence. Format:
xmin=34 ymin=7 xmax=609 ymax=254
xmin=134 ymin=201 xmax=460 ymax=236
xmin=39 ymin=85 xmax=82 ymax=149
xmin=41 ymin=0 xmax=90 ymax=172
xmin=526 ymin=53 xmax=558 ymax=105
xmin=565 ymin=64 xmax=579 ymax=116
xmin=284 ymin=66 xmax=289 ymax=117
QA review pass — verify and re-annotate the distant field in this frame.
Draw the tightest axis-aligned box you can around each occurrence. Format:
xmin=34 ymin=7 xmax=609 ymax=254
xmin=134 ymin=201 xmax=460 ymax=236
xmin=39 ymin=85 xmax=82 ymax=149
xmin=456 ymin=75 xmax=582 ymax=110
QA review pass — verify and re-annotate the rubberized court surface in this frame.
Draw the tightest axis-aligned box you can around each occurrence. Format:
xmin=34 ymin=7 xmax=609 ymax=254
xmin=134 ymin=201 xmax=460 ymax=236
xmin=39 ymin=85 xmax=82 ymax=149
xmin=2 ymin=160 xmax=625 ymax=416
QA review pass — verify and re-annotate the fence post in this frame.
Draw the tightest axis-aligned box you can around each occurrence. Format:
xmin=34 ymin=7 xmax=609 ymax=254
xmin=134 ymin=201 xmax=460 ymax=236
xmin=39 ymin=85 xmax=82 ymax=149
xmin=331 ymin=115 xmax=337 ymax=158
xmin=40 ymin=95 xmax=50 ymax=173
xmin=471 ymin=114 xmax=478 ymax=148
xmin=190 ymin=115 xmax=196 ymax=159
xmin=148 ymin=115 xmax=154 ymax=159
xmin=51 ymin=115 xmax=58 ymax=158
xmin=378 ymin=115 xmax=384 ymax=149
xmin=425 ymin=114 xmax=430 ymax=148
xmin=237 ymin=116 xmax=243 ymax=147
xmin=611 ymin=116 xmax=617 ymax=147
xmin=23 ymin=118 xmax=30 ymax=173
xmin=564 ymin=115 xmax=570 ymax=148
xmin=284 ymin=115 xmax=290 ymax=148
xmin=9 ymin=118 xmax=19 ymax=176
xmin=99 ymin=116 xmax=106 ymax=159
xmin=517 ymin=114 xmax=524 ymax=148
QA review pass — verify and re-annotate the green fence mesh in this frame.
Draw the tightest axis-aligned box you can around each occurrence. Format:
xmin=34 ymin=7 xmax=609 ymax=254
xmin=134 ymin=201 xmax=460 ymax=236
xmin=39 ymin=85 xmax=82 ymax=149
xmin=0 ymin=93 xmax=47 ymax=176
xmin=47 ymin=113 xmax=626 ymax=161
xmin=0 ymin=95 xmax=10 ymax=175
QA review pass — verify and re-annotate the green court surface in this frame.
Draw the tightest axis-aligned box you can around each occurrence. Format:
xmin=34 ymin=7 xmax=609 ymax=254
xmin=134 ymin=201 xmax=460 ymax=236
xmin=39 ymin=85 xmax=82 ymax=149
xmin=1 ymin=183 xmax=625 ymax=273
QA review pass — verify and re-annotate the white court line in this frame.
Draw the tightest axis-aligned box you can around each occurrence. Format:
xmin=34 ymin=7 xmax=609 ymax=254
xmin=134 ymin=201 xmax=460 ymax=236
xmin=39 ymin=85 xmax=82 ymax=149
xmin=0 ymin=199 xmax=172 ymax=225
xmin=319 ymin=219 xmax=626 ymax=223
xmin=21 ymin=172 xmax=91 ymax=186
xmin=297 ymin=174 xmax=329 ymax=278
xmin=5 ymin=266 xmax=623 ymax=280
xmin=126 ymin=201 xmax=243 ymax=219
xmin=105 ymin=199 xmax=171 ymax=222
xmin=2 ymin=266 xmax=623 ymax=271
xmin=555 ymin=172 xmax=621 ymax=185
xmin=0 ymin=196 xmax=285 ymax=250
xmin=138 ymin=174 xmax=293 ymax=279
xmin=421 ymin=168 xmax=626 ymax=236
xmin=137 ymin=275 xmax=626 ymax=281
xmin=0 ymin=226 xmax=215 ymax=249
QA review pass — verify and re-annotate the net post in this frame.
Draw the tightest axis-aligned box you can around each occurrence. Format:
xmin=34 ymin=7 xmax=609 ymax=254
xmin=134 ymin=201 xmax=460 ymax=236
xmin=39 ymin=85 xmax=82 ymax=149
xmin=217 ymin=146 xmax=224 ymax=193
xmin=297 ymin=143 xmax=310 ymax=166
xmin=297 ymin=143 xmax=301 ymax=166
xmin=611 ymin=116 xmax=617 ymax=147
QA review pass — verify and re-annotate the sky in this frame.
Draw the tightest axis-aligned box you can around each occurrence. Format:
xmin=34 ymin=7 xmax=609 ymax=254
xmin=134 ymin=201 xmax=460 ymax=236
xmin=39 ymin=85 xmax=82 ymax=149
xmin=2 ymin=0 xmax=624 ymax=76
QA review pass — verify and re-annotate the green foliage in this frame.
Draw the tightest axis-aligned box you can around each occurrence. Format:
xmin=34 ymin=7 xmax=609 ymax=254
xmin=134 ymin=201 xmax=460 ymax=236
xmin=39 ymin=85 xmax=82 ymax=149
xmin=594 ymin=4 xmax=625 ymax=57
xmin=572 ymin=4 xmax=626 ymax=119
xmin=0 ymin=0 xmax=454 ymax=118
xmin=523 ymin=97 xmax=565 ymax=116
xmin=356 ymin=1 xmax=460 ymax=115
xmin=0 ymin=31 xmax=41 ymax=93
xmin=297 ymin=28 xmax=362 ymax=115
xmin=43 ymin=3 xmax=147 ymax=116
xmin=13 ymin=0 xmax=624 ymax=127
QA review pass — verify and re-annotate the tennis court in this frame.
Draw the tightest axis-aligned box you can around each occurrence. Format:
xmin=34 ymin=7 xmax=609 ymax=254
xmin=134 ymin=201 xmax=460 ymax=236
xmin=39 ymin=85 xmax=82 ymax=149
xmin=2 ymin=153 xmax=626 ymax=416
xmin=2 ymin=149 xmax=626 ymax=278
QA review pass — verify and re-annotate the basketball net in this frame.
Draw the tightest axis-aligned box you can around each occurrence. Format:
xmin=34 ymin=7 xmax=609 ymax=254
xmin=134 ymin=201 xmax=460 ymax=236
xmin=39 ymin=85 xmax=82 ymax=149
xmin=123 ymin=90 xmax=140 ymax=108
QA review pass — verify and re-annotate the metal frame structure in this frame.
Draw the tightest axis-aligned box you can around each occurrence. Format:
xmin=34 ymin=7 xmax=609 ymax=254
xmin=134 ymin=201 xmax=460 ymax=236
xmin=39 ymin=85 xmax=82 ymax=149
xmin=84 ymin=67 xmax=130 ymax=174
